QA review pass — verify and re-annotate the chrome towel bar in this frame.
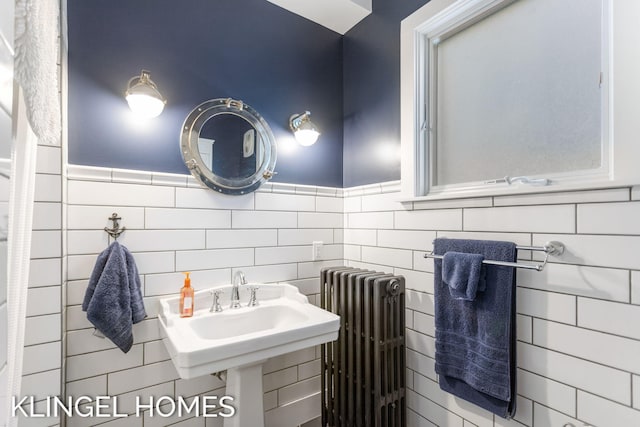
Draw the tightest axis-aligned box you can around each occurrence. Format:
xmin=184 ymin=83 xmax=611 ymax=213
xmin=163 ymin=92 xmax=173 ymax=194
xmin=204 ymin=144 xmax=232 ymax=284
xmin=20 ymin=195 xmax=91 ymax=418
xmin=423 ymin=241 xmax=564 ymax=272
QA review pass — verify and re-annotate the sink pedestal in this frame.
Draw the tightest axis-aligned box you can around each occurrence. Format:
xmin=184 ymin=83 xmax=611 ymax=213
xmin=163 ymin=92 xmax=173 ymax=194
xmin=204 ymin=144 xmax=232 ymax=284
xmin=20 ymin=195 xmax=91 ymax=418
xmin=224 ymin=362 xmax=265 ymax=427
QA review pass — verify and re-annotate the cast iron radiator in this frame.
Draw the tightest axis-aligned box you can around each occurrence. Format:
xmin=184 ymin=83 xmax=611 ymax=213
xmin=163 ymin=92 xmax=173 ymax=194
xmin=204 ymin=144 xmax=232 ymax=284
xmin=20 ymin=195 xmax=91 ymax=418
xmin=320 ymin=267 xmax=406 ymax=427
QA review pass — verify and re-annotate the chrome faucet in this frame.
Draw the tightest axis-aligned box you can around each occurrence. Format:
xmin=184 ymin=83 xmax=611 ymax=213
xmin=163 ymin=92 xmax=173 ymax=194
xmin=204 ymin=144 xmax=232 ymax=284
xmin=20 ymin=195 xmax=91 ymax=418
xmin=210 ymin=289 xmax=223 ymax=313
xmin=230 ymin=271 xmax=246 ymax=309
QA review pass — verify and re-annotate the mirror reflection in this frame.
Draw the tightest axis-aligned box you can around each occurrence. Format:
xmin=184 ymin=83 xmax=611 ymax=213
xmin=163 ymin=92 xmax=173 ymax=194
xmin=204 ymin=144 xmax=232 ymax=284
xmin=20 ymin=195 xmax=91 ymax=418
xmin=198 ymin=114 xmax=264 ymax=180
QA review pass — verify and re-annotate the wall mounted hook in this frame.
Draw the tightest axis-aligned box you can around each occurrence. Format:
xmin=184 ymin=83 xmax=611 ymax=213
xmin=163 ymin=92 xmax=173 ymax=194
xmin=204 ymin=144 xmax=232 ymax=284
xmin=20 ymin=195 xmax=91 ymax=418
xmin=104 ymin=212 xmax=125 ymax=240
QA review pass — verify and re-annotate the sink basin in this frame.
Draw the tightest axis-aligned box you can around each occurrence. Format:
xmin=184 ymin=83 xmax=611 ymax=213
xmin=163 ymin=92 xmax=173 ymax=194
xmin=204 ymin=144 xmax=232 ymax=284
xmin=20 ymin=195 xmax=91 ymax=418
xmin=158 ymin=283 xmax=340 ymax=379
xmin=190 ymin=305 xmax=308 ymax=340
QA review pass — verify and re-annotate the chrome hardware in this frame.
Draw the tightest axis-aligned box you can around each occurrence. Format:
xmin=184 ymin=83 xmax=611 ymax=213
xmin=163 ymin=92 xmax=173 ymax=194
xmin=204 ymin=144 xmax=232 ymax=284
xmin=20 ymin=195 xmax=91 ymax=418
xmin=423 ymin=240 xmax=565 ymax=272
xmin=505 ymin=175 xmax=550 ymax=186
xmin=186 ymin=158 xmax=198 ymax=170
xmin=247 ymin=286 xmax=260 ymax=307
xmin=484 ymin=175 xmax=550 ymax=186
xmin=211 ymin=371 xmax=227 ymax=382
xmin=542 ymin=241 xmax=564 ymax=257
xmin=210 ymin=290 xmax=223 ymax=313
xmin=230 ymin=271 xmax=246 ymax=309
xmin=104 ymin=213 xmax=125 ymax=240
xmin=225 ymin=98 xmax=244 ymax=110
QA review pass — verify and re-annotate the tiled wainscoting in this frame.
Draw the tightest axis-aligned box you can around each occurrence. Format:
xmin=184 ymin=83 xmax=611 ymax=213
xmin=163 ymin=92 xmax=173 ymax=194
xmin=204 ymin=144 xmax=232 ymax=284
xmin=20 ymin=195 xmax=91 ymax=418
xmin=61 ymin=165 xmax=344 ymax=427
xmin=19 ymin=160 xmax=640 ymax=427
xmin=342 ymin=183 xmax=640 ymax=427
xmin=21 ymin=144 xmax=64 ymax=427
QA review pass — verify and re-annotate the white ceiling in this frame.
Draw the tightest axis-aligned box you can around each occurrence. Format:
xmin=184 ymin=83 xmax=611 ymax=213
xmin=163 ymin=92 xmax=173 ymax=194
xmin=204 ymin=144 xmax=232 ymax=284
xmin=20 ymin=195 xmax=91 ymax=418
xmin=266 ymin=0 xmax=372 ymax=34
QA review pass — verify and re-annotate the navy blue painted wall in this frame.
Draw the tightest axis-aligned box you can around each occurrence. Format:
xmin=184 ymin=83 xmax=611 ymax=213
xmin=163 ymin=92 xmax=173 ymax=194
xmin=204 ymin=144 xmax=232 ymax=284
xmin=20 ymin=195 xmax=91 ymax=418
xmin=343 ymin=0 xmax=429 ymax=187
xmin=68 ymin=0 xmax=343 ymax=187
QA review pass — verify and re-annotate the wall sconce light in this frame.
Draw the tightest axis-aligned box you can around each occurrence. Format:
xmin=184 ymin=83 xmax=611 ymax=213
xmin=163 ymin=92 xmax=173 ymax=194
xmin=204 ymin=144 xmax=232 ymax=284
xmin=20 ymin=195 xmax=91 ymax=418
xmin=289 ymin=111 xmax=320 ymax=146
xmin=125 ymin=70 xmax=166 ymax=118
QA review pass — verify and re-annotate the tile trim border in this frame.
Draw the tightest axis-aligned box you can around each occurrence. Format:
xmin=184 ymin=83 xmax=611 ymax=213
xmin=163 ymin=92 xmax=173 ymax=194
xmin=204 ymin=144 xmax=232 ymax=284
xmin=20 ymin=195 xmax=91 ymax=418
xmin=66 ymin=164 xmax=401 ymax=197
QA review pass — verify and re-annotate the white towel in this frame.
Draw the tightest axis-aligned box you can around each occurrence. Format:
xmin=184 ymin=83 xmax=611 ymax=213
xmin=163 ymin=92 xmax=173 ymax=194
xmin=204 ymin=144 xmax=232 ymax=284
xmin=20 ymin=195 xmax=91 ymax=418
xmin=14 ymin=0 xmax=61 ymax=145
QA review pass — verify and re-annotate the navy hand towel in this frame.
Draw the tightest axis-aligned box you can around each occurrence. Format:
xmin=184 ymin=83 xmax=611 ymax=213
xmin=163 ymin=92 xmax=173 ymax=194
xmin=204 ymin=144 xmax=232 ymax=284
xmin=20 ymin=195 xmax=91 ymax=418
xmin=433 ymin=238 xmax=517 ymax=418
xmin=442 ymin=251 xmax=485 ymax=301
xmin=82 ymin=241 xmax=146 ymax=353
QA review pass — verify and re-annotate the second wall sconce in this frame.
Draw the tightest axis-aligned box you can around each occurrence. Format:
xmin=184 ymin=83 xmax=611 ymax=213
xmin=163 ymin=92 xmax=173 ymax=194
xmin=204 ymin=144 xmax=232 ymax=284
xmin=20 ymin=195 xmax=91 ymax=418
xmin=125 ymin=70 xmax=166 ymax=118
xmin=289 ymin=111 xmax=320 ymax=146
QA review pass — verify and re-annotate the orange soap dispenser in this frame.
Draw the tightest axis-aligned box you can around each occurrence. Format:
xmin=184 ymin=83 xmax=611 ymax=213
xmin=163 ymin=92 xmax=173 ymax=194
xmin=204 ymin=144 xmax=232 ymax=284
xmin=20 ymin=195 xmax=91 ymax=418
xmin=180 ymin=272 xmax=194 ymax=318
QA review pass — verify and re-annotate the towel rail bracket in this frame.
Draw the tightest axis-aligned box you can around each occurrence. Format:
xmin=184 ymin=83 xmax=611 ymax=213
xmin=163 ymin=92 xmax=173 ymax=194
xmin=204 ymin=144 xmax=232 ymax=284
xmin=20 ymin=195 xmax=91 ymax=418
xmin=423 ymin=240 xmax=564 ymax=271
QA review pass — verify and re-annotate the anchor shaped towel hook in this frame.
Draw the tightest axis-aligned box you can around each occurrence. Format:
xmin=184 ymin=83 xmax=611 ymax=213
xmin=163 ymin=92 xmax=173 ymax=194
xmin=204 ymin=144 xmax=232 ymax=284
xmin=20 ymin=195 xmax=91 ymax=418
xmin=104 ymin=212 xmax=125 ymax=240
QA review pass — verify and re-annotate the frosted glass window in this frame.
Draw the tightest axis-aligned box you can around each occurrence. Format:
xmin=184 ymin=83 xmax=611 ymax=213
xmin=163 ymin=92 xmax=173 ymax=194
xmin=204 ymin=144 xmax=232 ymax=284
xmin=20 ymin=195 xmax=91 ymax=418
xmin=433 ymin=0 xmax=603 ymax=187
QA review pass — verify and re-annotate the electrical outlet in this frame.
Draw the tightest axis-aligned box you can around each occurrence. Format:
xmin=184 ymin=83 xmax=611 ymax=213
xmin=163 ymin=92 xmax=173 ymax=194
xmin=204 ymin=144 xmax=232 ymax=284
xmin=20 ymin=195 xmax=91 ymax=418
xmin=312 ymin=241 xmax=323 ymax=261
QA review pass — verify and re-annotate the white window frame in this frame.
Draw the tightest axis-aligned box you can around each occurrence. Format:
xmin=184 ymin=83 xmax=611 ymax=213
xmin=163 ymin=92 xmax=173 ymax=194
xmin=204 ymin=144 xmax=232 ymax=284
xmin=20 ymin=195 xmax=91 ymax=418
xmin=400 ymin=0 xmax=640 ymax=201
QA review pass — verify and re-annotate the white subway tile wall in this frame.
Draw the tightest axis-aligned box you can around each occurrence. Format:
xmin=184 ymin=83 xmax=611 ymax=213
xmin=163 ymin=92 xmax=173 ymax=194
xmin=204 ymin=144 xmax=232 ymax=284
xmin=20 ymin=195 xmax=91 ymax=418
xmin=61 ymin=165 xmax=345 ymax=427
xmin=24 ymin=159 xmax=640 ymax=427
xmin=22 ymin=144 xmax=63 ymax=427
xmin=343 ymin=182 xmax=640 ymax=427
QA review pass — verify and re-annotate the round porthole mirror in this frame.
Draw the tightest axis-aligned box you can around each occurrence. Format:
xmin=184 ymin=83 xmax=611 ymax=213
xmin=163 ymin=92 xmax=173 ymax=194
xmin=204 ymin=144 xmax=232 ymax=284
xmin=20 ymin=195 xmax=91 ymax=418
xmin=180 ymin=98 xmax=277 ymax=195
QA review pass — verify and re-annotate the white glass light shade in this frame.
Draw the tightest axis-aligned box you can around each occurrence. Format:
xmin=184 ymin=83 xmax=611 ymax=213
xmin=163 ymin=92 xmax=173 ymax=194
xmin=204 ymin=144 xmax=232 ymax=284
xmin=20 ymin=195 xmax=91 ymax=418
xmin=126 ymin=93 xmax=165 ymax=118
xmin=289 ymin=111 xmax=320 ymax=146
xmin=125 ymin=70 xmax=166 ymax=118
xmin=294 ymin=128 xmax=320 ymax=146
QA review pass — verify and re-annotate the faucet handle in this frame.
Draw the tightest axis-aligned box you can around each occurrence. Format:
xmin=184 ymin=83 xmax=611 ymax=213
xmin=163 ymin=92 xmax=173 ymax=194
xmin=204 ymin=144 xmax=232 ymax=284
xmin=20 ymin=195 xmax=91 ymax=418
xmin=247 ymin=285 xmax=260 ymax=307
xmin=210 ymin=290 xmax=223 ymax=313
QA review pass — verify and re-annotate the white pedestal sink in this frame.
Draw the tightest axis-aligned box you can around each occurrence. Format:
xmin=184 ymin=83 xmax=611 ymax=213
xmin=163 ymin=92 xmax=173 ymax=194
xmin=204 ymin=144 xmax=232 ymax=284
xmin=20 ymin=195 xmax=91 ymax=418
xmin=158 ymin=283 xmax=340 ymax=427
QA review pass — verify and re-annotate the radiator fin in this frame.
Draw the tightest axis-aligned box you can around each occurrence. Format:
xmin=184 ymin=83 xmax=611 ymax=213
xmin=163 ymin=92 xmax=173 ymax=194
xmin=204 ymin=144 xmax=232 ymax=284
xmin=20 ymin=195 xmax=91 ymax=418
xmin=321 ymin=267 xmax=406 ymax=427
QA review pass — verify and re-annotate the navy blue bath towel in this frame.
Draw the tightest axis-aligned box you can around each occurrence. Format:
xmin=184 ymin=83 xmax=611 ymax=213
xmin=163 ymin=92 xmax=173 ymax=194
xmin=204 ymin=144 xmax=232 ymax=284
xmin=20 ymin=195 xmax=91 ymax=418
xmin=433 ymin=238 xmax=517 ymax=418
xmin=82 ymin=241 xmax=146 ymax=353
xmin=442 ymin=251 xmax=486 ymax=301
